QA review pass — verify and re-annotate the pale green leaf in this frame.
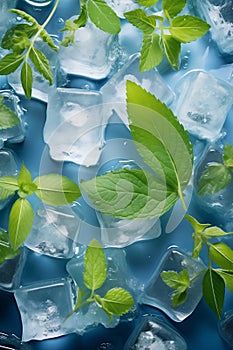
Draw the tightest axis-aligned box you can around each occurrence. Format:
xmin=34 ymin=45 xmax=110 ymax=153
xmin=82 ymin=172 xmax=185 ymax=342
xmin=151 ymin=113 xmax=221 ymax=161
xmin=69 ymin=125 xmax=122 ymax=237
xmin=102 ymin=288 xmax=134 ymax=316
xmin=0 ymin=230 xmax=20 ymax=264
xmin=185 ymin=214 xmax=211 ymax=232
xmin=162 ymin=34 xmax=181 ymax=70
xmin=34 ymin=174 xmax=81 ymax=206
xmin=0 ymin=53 xmax=24 ymax=75
xmin=18 ymin=163 xmax=33 ymax=185
xmin=21 ymin=61 xmax=33 ymax=99
xmin=204 ymin=226 xmax=233 ymax=238
xmin=216 ymin=270 xmax=233 ymax=293
xmin=170 ymin=15 xmax=210 ymax=43
xmin=29 ymin=47 xmax=53 ymax=85
xmin=124 ymin=9 xmax=157 ymax=34
xmin=203 ymin=268 xmax=224 ymax=319
xmin=172 ymin=289 xmax=187 ymax=307
xmin=87 ymin=0 xmax=121 ymax=34
xmin=9 ymin=198 xmax=34 ymax=250
xmin=81 ymin=168 xmax=178 ymax=219
xmin=140 ymin=33 xmax=163 ymax=71
xmin=84 ymin=239 xmax=107 ymax=292
xmin=192 ymin=234 xmax=204 ymax=258
xmin=210 ymin=243 xmax=233 ymax=270
xmin=136 ymin=0 xmax=159 ymax=6
xmin=39 ymin=29 xmax=58 ymax=52
xmin=0 ymin=95 xmax=20 ymax=129
xmin=0 ymin=176 xmax=19 ymax=192
xmin=163 ymin=0 xmax=186 ymax=18
xmin=74 ymin=288 xmax=86 ymax=312
xmin=197 ymin=164 xmax=231 ymax=195
xmin=0 ymin=188 xmax=15 ymax=201
xmin=223 ymin=142 xmax=233 ymax=169
xmin=160 ymin=269 xmax=190 ymax=290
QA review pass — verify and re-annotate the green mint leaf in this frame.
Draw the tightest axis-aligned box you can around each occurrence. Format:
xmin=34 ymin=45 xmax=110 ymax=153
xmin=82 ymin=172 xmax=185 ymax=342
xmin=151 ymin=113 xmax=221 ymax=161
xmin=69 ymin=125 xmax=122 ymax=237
xmin=0 ymin=95 xmax=20 ymax=129
xmin=29 ymin=47 xmax=53 ymax=85
xmin=162 ymin=34 xmax=181 ymax=70
xmin=204 ymin=226 xmax=233 ymax=238
xmin=127 ymin=81 xmax=193 ymax=208
xmin=17 ymin=163 xmax=37 ymax=197
xmin=87 ymin=0 xmax=121 ymax=34
xmin=210 ymin=243 xmax=233 ymax=270
xmin=21 ymin=62 xmax=33 ymax=99
xmin=102 ymin=288 xmax=134 ymax=317
xmin=0 ymin=230 xmax=20 ymax=264
xmin=0 ymin=176 xmax=19 ymax=192
xmin=73 ymin=5 xmax=88 ymax=27
xmin=1 ymin=24 xmax=37 ymax=51
xmin=18 ymin=163 xmax=33 ymax=186
xmin=124 ymin=9 xmax=157 ymax=34
xmin=81 ymin=168 xmax=178 ymax=219
xmin=223 ymin=142 xmax=233 ymax=169
xmin=216 ymin=270 xmax=233 ymax=293
xmin=39 ymin=29 xmax=58 ymax=52
xmin=136 ymin=0 xmax=159 ymax=6
xmin=185 ymin=214 xmax=211 ymax=232
xmin=172 ymin=289 xmax=188 ymax=307
xmin=203 ymin=268 xmax=224 ymax=319
xmin=192 ymin=234 xmax=204 ymax=258
xmin=0 ymin=188 xmax=15 ymax=201
xmin=170 ymin=15 xmax=210 ymax=43
xmin=34 ymin=174 xmax=81 ymax=206
xmin=0 ymin=53 xmax=24 ymax=75
xmin=10 ymin=9 xmax=40 ymax=28
xmin=160 ymin=269 xmax=190 ymax=290
xmin=9 ymin=198 xmax=34 ymax=250
xmin=197 ymin=164 xmax=231 ymax=195
xmin=84 ymin=239 xmax=107 ymax=292
xmin=140 ymin=33 xmax=163 ymax=71
xmin=74 ymin=288 xmax=87 ymax=312
xmin=162 ymin=0 xmax=186 ymax=19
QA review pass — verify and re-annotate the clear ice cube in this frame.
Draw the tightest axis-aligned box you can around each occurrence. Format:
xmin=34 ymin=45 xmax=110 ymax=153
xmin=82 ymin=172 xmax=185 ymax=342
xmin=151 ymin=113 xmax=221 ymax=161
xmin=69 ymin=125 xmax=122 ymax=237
xmin=44 ymin=87 xmax=106 ymax=166
xmin=25 ymin=203 xmax=82 ymax=259
xmin=142 ymin=248 xmax=205 ymax=322
xmin=218 ymin=309 xmax=233 ymax=346
xmin=14 ymin=278 xmax=75 ymax=341
xmin=124 ymin=315 xmax=187 ymax=350
xmin=191 ymin=0 xmax=233 ymax=55
xmin=59 ymin=19 xmax=119 ymax=80
xmin=174 ymin=70 xmax=233 ymax=141
xmin=105 ymin=0 xmax=138 ymax=18
xmin=0 ymin=1 xmax=17 ymax=41
xmin=0 ymin=148 xmax=18 ymax=210
xmin=101 ymin=53 xmax=174 ymax=126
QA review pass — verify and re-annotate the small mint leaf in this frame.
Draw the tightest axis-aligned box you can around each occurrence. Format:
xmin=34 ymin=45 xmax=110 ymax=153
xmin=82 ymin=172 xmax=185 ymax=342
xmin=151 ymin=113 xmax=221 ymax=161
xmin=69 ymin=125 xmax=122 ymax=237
xmin=162 ymin=34 xmax=181 ymax=70
xmin=0 ymin=188 xmax=15 ymax=201
xmin=21 ymin=61 xmax=33 ymax=99
xmin=223 ymin=142 xmax=233 ymax=169
xmin=210 ymin=243 xmax=233 ymax=270
xmin=0 ymin=53 xmax=24 ymax=75
xmin=0 ymin=176 xmax=19 ymax=192
xmin=204 ymin=226 xmax=233 ymax=238
xmin=124 ymin=9 xmax=157 ymax=34
xmin=39 ymin=30 xmax=58 ymax=52
xmin=172 ymin=289 xmax=188 ymax=307
xmin=84 ymin=239 xmax=107 ymax=292
xmin=140 ymin=33 xmax=163 ymax=71
xmin=102 ymin=288 xmax=134 ymax=317
xmin=10 ymin=9 xmax=40 ymax=28
xmin=73 ymin=5 xmax=88 ymax=27
xmin=197 ymin=164 xmax=231 ymax=195
xmin=170 ymin=15 xmax=210 ymax=43
xmin=192 ymin=234 xmax=204 ymax=258
xmin=160 ymin=269 xmax=190 ymax=290
xmin=0 ymin=230 xmax=20 ymax=264
xmin=0 ymin=95 xmax=20 ymax=129
xmin=203 ymin=268 xmax=224 ymax=319
xmin=18 ymin=163 xmax=33 ymax=186
xmin=74 ymin=288 xmax=87 ymax=312
xmin=163 ymin=0 xmax=186 ymax=19
xmin=216 ymin=270 xmax=233 ymax=293
xmin=136 ymin=0 xmax=159 ymax=6
xmin=29 ymin=47 xmax=53 ymax=85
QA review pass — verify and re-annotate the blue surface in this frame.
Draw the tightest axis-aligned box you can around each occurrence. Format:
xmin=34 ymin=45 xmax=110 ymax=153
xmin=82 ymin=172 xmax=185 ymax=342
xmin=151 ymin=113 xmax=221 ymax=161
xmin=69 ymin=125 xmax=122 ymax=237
xmin=0 ymin=0 xmax=233 ymax=349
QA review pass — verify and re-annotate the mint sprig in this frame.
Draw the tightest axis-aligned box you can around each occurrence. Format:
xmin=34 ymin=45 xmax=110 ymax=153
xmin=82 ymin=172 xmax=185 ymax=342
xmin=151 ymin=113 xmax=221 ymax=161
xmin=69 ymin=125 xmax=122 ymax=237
xmin=161 ymin=214 xmax=233 ymax=319
xmin=124 ymin=0 xmax=210 ymax=71
xmin=81 ymin=81 xmax=193 ymax=219
xmin=69 ymin=239 xmax=134 ymax=322
xmin=0 ymin=163 xmax=81 ymax=251
xmin=198 ymin=143 xmax=233 ymax=195
xmin=0 ymin=95 xmax=20 ymax=130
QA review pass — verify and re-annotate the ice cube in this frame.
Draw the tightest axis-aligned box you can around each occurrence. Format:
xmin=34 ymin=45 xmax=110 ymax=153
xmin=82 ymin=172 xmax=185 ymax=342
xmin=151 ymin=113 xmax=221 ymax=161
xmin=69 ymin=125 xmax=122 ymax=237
xmin=124 ymin=315 xmax=187 ymax=350
xmin=142 ymin=248 xmax=205 ymax=322
xmin=14 ymin=278 xmax=75 ymax=341
xmin=101 ymin=53 xmax=174 ymax=126
xmin=174 ymin=70 xmax=233 ymax=140
xmin=44 ymin=87 xmax=106 ymax=166
xmin=25 ymin=203 xmax=82 ymax=259
xmin=105 ymin=0 xmax=138 ymax=18
xmin=0 ymin=1 xmax=17 ymax=40
xmin=59 ymin=19 xmax=119 ymax=80
xmin=218 ymin=309 xmax=233 ymax=346
xmin=0 ymin=148 xmax=18 ymax=210
xmin=191 ymin=0 xmax=233 ymax=55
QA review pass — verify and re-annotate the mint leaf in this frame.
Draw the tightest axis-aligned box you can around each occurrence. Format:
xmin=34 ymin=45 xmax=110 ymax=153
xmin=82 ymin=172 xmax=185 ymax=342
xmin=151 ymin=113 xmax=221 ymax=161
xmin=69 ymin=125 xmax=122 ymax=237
xmin=84 ymin=239 xmax=107 ymax=292
xmin=162 ymin=34 xmax=181 ymax=70
xmin=223 ymin=142 xmax=233 ymax=169
xmin=0 ymin=230 xmax=20 ymax=264
xmin=21 ymin=62 xmax=33 ymax=99
xmin=18 ymin=163 xmax=33 ymax=185
xmin=163 ymin=0 xmax=186 ymax=19
xmin=61 ymin=6 xmax=88 ymax=47
xmin=170 ymin=15 xmax=210 ymax=43
xmin=204 ymin=226 xmax=233 ymax=238
xmin=0 ymin=188 xmax=16 ymax=201
xmin=0 ymin=176 xmax=19 ymax=192
xmin=39 ymin=29 xmax=58 ymax=52
xmin=216 ymin=270 xmax=233 ymax=293
xmin=29 ymin=47 xmax=53 ymax=85
xmin=34 ymin=174 xmax=81 ymax=206
xmin=17 ymin=163 xmax=37 ymax=197
xmin=0 ymin=95 xmax=20 ymax=129
xmin=192 ymin=234 xmax=204 ymax=258
xmin=124 ymin=9 xmax=157 ymax=34
xmin=81 ymin=168 xmax=178 ymax=219
xmin=1 ymin=24 xmax=37 ymax=51
xmin=160 ymin=269 xmax=190 ymax=290
xmin=203 ymin=268 xmax=224 ymax=319
xmin=185 ymin=214 xmax=211 ymax=232
xmin=102 ymin=287 xmax=134 ymax=317
xmin=10 ymin=9 xmax=40 ymax=27
xmin=136 ymin=0 xmax=159 ymax=6
xmin=0 ymin=53 xmax=24 ymax=75
xmin=140 ymin=33 xmax=163 ymax=71
xmin=172 ymin=289 xmax=188 ymax=307
xmin=73 ymin=288 xmax=87 ymax=312
xmin=127 ymin=81 xmax=193 ymax=208
xmin=197 ymin=164 xmax=231 ymax=195
xmin=210 ymin=243 xmax=233 ymax=270
xmin=87 ymin=0 xmax=121 ymax=34
xmin=9 ymin=198 xmax=34 ymax=250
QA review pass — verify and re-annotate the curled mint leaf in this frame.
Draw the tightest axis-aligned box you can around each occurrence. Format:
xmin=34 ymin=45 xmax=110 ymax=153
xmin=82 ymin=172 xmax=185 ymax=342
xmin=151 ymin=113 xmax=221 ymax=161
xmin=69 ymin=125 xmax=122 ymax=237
xmin=197 ymin=164 xmax=231 ymax=195
xmin=203 ymin=268 xmax=224 ymax=319
xmin=170 ymin=15 xmax=210 ymax=43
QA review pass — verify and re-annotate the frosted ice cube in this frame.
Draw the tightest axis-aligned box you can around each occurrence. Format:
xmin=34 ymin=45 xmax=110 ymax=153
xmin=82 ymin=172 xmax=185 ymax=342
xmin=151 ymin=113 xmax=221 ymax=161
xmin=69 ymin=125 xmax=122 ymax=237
xmin=218 ymin=309 xmax=233 ymax=346
xmin=174 ymin=70 xmax=233 ymax=140
xmin=0 ymin=332 xmax=31 ymax=350
xmin=124 ymin=316 xmax=187 ymax=350
xmin=25 ymin=203 xmax=81 ymax=258
xmin=0 ymin=89 xmax=26 ymax=145
xmin=101 ymin=53 xmax=174 ymax=126
xmin=8 ymin=37 xmax=59 ymax=102
xmin=105 ymin=0 xmax=138 ymax=18
xmin=44 ymin=87 xmax=106 ymax=166
xmin=59 ymin=19 xmax=119 ymax=80
xmin=191 ymin=0 xmax=233 ymax=55
xmin=66 ymin=247 xmax=142 ymax=333
xmin=0 ymin=1 xmax=17 ymax=40
xmin=0 ymin=148 xmax=18 ymax=210
xmin=14 ymin=278 xmax=75 ymax=341
xmin=142 ymin=248 xmax=205 ymax=322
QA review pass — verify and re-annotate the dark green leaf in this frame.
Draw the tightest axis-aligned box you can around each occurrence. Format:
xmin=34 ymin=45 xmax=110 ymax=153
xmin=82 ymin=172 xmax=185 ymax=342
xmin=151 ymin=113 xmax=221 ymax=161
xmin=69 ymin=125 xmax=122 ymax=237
xmin=140 ymin=33 xmax=163 ymax=71
xmin=203 ymin=268 xmax=225 ymax=319
xmin=210 ymin=243 xmax=233 ymax=270
xmin=162 ymin=34 xmax=181 ymax=70
xmin=29 ymin=47 xmax=53 ymax=85
xmin=124 ymin=9 xmax=157 ymax=34
xmin=1 ymin=24 xmax=36 ymax=51
xmin=102 ymin=288 xmax=134 ymax=317
xmin=74 ymin=5 xmax=88 ymax=27
xmin=223 ymin=142 xmax=233 ymax=169
xmin=0 ymin=53 xmax=24 ymax=75
xmin=170 ymin=15 xmax=210 ymax=43
xmin=21 ymin=62 xmax=33 ymax=99
xmin=0 ymin=95 xmax=20 ymax=129
xmin=197 ymin=164 xmax=231 ymax=195
xmin=163 ymin=0 xmax=186 ymax=18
